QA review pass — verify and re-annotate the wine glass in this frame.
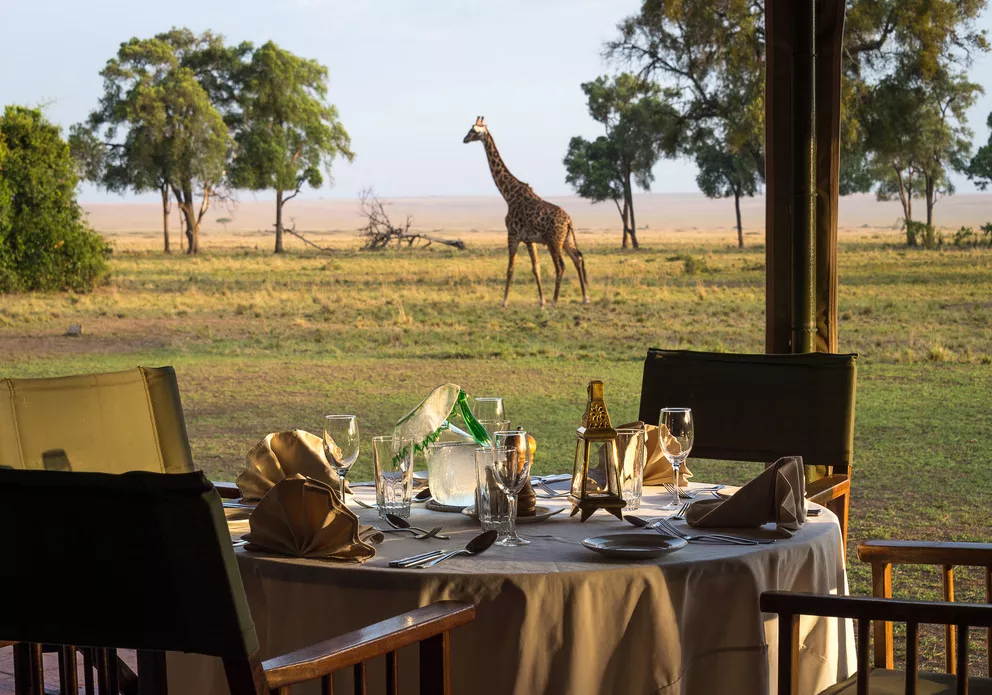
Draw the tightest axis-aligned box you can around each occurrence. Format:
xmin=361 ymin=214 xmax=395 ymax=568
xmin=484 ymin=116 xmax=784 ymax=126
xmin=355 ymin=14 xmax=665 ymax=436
xmin=491 ymin=431 xmax=533 ymax=546
xmin=659 ymin=408 xmax=694 ymax=510
xmin=473 ymin=397 xmax=506 ymax=423
xmin=323 ymin=415 xmax=360 ymax=502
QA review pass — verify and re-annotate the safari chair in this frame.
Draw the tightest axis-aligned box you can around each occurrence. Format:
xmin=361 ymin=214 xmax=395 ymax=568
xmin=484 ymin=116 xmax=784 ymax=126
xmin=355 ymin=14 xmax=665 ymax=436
xmin=0 ymin=468 xmax=475 ymax=695
xmin=762 ymin=539 xmax=992 ymax=694
xmin=0 ymin=366 xmax=245 ymax=692
xmin=0 ymin=366 xmax=239 ymax=497
xmin=638 ymin=348 xmax=857 ymax=549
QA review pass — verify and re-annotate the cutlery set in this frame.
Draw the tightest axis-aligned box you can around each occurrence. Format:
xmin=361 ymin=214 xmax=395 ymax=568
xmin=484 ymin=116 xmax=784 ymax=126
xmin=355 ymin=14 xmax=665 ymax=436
xmin=389 ymin=530 xmax=497 ymax=568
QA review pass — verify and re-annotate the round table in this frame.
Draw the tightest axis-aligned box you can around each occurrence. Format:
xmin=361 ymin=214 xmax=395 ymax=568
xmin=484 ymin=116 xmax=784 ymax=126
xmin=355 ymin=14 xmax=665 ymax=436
xmin=169 ymin=483 xmax=854 ymax=695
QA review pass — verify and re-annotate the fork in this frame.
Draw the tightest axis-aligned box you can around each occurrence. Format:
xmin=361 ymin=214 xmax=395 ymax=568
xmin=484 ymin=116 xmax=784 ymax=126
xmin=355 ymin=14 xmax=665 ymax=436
xmin=534 ymin=480 xmax=569 ymax=498
xmin=663 ymin=483 xmax=696 ymax=500
xmin=670 ymin=503 xmax=690 ymax=521
xmin=374 ymin=526 xmax=444 ymax=540
xmin=652 ymin=517 xmax=767 ymax=546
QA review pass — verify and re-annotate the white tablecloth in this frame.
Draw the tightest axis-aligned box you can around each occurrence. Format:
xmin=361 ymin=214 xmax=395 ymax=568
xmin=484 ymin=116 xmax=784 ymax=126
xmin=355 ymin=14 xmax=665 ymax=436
xmin=169 ymin=483 xmax=854 ymax=694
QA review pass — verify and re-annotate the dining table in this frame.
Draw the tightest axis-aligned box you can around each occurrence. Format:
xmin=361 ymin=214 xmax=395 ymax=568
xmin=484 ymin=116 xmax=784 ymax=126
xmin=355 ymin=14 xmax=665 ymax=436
xmin=168 ymin=481 xmax=855 ymax=695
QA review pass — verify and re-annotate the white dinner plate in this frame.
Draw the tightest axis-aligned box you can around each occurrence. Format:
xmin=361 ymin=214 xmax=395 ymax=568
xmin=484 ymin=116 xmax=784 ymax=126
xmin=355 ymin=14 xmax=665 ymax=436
xmin=582 ymin=533 xmax=687 ymax=560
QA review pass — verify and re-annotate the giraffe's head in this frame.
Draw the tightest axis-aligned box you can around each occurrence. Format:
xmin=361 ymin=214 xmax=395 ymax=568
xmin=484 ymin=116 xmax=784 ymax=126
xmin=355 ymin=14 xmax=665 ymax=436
xmin=463 ymin=116 xmax=488 ymax=144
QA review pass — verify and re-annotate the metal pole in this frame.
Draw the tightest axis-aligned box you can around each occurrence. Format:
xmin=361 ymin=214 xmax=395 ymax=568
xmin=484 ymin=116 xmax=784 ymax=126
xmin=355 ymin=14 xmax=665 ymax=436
xmin=791 ymin=0 xmax=817 ymax=353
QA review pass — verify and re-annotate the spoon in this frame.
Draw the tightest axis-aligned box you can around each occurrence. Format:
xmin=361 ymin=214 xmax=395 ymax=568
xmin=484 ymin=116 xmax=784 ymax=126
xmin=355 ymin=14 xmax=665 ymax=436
xmin=419 ymin=530 xmax=498 ymax=568
xmin=386 ymin=513 xmax=450 ymax=540
xmin=414 ymin=487 xmax=432 ymax=502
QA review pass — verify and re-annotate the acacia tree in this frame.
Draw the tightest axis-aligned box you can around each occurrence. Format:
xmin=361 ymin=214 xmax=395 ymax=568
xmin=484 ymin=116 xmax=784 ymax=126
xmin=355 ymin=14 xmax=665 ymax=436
xmin=75 ymin=29 xmax=243 ymax=253
xmin=607 ymin=2 xmax=765 ymax=235
xmin=694 ymin=136 xmax=760 ymax=248
xmin=564 ymin=74 xmax=676 ymax=249
xmin=231 ymin=42 xmax=353 ymax=253
xmin=968 ymin=113 xmax=992 ymax=191
xmin=608 ymin=0 xmax=988 ymax=236
xmin=564 ymin=136 xmax=629 ymax=241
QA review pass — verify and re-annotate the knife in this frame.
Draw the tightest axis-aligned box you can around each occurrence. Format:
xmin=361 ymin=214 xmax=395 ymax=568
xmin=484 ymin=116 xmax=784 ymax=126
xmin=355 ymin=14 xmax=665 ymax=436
xmin=388 ymin=550 xmax=448 ymax=568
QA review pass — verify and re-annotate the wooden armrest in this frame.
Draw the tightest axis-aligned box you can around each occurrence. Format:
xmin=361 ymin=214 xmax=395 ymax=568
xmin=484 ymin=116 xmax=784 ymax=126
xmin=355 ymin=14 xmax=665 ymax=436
xmin=805 ymin=474 xmax=849 ymax=506
xmin=212 ymin=481 xmax=242 ymax=499
xmin=262 ymin=601 xmax=476 ymax=690
xmin=761 ymin=590 xmax=992 ymax=627
xmin=857 ymin=540 xmax=992 ymax=567
xmin=0 ymin=641 xmax=16 ymax=648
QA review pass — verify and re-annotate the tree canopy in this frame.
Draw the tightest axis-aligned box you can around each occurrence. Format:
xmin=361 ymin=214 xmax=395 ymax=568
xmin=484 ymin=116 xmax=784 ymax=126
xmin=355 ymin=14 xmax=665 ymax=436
xmin=564 ymin=73 xmax=675 ymax=248
xmin=607 ymin=0 xmax=989 ymax=238
xmin=230 ymin=41 xmax=354 ymax=253
xmin=76 ymin=29 xmax=241 ymax=253
xmin=969 ymin=113 xmax=992 ymax=191
xmin=0 ymin=106 xmax=108 ymax=292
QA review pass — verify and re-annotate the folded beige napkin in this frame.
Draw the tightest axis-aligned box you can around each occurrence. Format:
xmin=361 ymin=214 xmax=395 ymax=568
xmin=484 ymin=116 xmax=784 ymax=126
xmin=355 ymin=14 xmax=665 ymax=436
xmin=637 ymin=423 xmax=693 ymax=486
xmin=244 ymin=475 xmax=381 ymax=561
xmin=237 ymin=430 xmax=347 ymax=502
xmin=684 ymin=456 xmax=807 ymax=537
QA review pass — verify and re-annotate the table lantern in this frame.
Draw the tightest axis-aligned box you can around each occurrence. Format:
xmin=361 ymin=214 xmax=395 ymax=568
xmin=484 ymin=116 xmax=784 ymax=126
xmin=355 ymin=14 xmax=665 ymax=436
xmin=568 ymin=380 xmax=625 ymax=522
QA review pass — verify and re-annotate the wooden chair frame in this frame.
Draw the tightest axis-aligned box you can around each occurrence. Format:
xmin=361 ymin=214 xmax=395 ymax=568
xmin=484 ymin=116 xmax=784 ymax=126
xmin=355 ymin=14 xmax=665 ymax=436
xmin=11 ymin=602 xmax=474 ymax=695
xmin=858 ymin=540 xmax=992 ymax=676
xmin=762 ymin=590 xmax=992 ymax=695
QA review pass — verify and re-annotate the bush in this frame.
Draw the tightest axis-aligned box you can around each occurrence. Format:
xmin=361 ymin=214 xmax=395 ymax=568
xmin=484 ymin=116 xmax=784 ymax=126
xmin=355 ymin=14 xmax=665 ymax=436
xmin=904 ymin=220 xmax=942 ymax=250
xmin=0 ymin=106 xmax=109 ymax=293
xmin=668 ymin=253 xmax=711 ymax=275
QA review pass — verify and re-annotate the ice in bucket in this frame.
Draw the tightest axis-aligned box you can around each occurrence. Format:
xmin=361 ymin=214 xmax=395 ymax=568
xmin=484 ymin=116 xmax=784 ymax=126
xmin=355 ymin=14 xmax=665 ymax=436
xmin=426 ymin=441 xmax=478 ymax=507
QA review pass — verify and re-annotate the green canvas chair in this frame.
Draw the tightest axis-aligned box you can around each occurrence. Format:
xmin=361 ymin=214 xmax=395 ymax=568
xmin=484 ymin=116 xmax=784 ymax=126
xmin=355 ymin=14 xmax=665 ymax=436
xmin=0 ymin=366 xmax=249 ymax=693
xmin=0 ymin=468 xmax=475 ymax=695
xmin=638 ymin=349 xmax=857 ymax=549
xmin=0 ymin=366 xmax=238 ymax=495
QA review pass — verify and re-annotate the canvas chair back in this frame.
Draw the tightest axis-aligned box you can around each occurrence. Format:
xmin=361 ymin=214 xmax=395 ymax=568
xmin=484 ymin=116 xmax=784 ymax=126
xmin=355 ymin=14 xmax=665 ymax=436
xmin=638 ymin=349 xmax=856 ymax=481
xmin=0 ymin=366 xmax=194 ymax=473
xmin=0 ymin=468 xmax=257 ymax=658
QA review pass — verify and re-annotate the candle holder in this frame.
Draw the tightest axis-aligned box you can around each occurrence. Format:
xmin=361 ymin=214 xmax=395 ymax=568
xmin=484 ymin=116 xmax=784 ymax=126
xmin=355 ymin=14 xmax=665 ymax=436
xmin=568 ymin=380 xmax=625 ymax=522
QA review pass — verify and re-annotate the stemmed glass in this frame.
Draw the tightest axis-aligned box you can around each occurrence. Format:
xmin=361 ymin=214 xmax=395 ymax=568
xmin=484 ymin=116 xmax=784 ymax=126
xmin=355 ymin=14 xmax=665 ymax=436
xmin=491 ymin=431 xmax=533 ymax=546
xmin=323 ymin=415 xmax=360 ymax=502
xmin=473 ymin=397 xmax=506 ymax=423
xmin=659 ymin=408 xmax=694 ymax=510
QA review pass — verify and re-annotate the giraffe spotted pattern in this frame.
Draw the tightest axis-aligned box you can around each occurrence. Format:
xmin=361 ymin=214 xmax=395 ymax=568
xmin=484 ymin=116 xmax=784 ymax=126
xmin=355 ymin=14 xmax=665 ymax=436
xmin=464 ymin=117 xmax=590 ymax=308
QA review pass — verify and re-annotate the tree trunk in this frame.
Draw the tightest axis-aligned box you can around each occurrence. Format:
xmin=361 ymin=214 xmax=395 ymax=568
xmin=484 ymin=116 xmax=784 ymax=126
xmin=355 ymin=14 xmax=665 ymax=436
xmin=161 ymin=185 xmax=171 ymax=254
xmin=616 ymin=197 xmax=630 ymax=248
xmin=734 ymin=189 xmax=744 ymax=249
xmin=624 ymin=171 xmax=639 ymax=249
xmin=274 ymin=189 xmax=285 ymax=254
xmin=894 ymin=166 xmax=912 ymax=226
xmin=925 ymin=173 xmax=935 ymax=229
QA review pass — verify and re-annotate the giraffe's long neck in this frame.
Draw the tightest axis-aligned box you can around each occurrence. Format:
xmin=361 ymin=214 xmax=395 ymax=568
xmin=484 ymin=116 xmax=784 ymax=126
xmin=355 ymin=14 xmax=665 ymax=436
xmin=482 ymin=132 xmax=530 ymax=202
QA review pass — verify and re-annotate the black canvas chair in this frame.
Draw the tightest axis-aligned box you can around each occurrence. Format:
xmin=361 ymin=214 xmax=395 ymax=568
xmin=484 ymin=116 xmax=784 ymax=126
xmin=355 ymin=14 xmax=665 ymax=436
xmin=0 ymin=468 xmax=474 ymax=695
xmin=638 ymin=348 xmax=857 ymax=549
xmin=762 ymin=538 xmax=992 ymax=694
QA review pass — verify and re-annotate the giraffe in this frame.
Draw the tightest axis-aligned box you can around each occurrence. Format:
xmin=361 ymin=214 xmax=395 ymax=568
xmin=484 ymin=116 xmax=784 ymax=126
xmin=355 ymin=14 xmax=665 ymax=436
xmin=463 ymin=116 xmax=590 ymax=308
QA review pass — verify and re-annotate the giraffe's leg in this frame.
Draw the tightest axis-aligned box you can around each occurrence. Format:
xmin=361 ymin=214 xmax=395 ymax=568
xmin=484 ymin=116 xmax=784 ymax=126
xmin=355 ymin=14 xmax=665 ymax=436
xmin=525 ymin=242 xmax=545 ymax=308
xmin=550 ymin=246 xmax=566 ymax=305
xmin=564 ymin=240 xmax=590 ymax=305
xmin=502 ymin=237 xmax=520 ymax=308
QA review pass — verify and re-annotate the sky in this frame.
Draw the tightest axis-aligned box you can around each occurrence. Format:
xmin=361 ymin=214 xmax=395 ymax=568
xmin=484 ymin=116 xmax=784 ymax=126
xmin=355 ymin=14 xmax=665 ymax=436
xmin=2 ymin=0 xmax=991 ymax=204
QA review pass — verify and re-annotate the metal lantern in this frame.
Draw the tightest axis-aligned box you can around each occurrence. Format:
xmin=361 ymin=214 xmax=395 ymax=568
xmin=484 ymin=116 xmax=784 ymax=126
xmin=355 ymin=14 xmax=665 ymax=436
xmin=568 ymin=380 xmax=625 ymax=522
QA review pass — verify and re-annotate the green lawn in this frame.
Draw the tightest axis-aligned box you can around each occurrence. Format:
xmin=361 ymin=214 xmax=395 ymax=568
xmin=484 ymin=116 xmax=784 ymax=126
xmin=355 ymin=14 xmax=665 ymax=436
xmin=3 ymin=233 xmax=992 ymax=661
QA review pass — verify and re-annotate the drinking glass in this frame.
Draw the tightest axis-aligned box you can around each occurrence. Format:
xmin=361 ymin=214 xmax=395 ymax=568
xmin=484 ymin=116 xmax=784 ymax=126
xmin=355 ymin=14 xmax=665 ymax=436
xmin=473 ymin=397 xmax=506 ymax=423
xmin=491 ymin=431 xmax=533 ymax=547
xmin=323 ymin=415 xmax=360 ymax=502
xmin=474 ymin=446 xmax=509 ymax=535
xmin=617 ymin=425 xmax=646 ymax=510
xmin=372 ymin=436 xmax=414 ymax=519
xmin=478 ymin=419 xmax=510 ymax=442
xmin=659 ymin=408 xmax=694 ymax=510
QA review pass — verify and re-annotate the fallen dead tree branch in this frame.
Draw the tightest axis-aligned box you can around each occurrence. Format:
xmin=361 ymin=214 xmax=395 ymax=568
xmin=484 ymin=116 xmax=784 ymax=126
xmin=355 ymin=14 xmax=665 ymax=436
xmin=358 ymin=188 xmax=465 ymax=250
